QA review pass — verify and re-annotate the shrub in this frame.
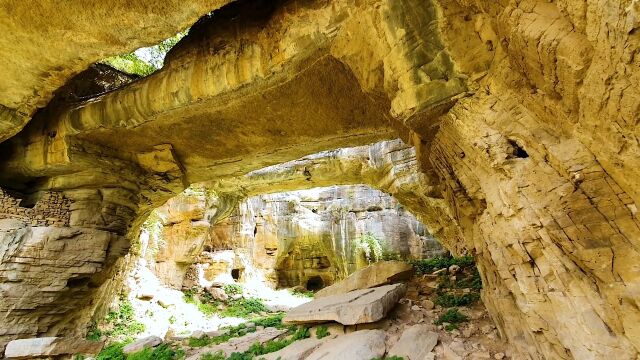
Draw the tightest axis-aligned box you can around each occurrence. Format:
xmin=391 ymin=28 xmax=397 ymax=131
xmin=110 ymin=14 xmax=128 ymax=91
xmin=253 ymin=313 xmax=286 ymax=329
xmin=223 ymin=284 xmax=243 ymax=296
xmin=220 ymin=298 xmax=269 ymax=318
xmin=96 ymin=342 xmax=126 ymax=360
xmin=315 ymin=325 xmax=330 ymax=339
xmin=434 ymin=308 xmax=469 ymax=331
xmin=126 ymin=344 xmax=184 ymax=360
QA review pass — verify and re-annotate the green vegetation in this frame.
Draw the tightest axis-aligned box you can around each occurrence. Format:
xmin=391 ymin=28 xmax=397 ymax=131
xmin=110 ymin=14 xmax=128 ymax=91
xmin=200 ymin=352 xmax=226 ymax=360
xmin=96 ymin=342 xmax=126 ymax=360
xmin=290 ymin=288 xmax=314 ymax=298
xmin=219 ymin=326 xmax=310 ymax=360
xmin=101 ymin=31 xmax=186 ymax=76
xmin=220 ymin=298 xmax=269 ymax=318
xmin=96 ymin=342 xmax=184 ymax=360
xmin=223 ymin=284 xmax=243 ymax=296
xmin=91 ymin=298 xmax=144 ymax=341
xmin=435 ymin=292 xmax=480 ymax=307
xmin=188 ymin=314 xmax=289 ymax=348
xmin=353 ymin=233 xmax=383 ymax=264
xmin=315 ymin=325 xmax=330 ymax=339
xmin=434 ymin=308 xmax=469 ymax=331
xmin=410 ymin=255 xmax=475 ymax=275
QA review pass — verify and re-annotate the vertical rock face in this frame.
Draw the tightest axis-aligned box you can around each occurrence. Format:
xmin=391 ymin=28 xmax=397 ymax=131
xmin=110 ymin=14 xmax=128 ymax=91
xmin=210 ymin=185 xmax=444 ymax=288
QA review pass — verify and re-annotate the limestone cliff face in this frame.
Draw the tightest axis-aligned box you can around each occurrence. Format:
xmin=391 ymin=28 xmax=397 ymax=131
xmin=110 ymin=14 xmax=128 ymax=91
xmin=0 ymin=0 xmax=639 ymax=359
xmin=209 ymin=185 xmax=444 ymax=289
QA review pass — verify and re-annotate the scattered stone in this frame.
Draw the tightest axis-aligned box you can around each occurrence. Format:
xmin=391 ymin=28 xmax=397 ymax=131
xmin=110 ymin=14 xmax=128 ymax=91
xmin=315 ymin=261 xmax=413 ymax=298
xmin=261 ymin=337 xmax=329 ymax=360
xmin=448 ymin=265 xmax=460 ymax=274
xmin=136 ymin=292 xmax=154 ymax=300
xmin=422 ymin=299 xmax=435 ymax=310
xmin=494 ymin=352 xmax=505 ymax=359
xmin=442 ymin=343 xmax=463 ymax=360
xmin=205 ymin=330 xmax=228 ymax=338
xmin=284 ymin=284 xmax=406 ymax=325
xmin=123 ymin=336 xmax=163 ymax=354
xmin=387 ymin=324 xmax=438 ymax=360
xmin=190 ymin=330 xmax=206 ymax=339
xmin=4 ymin=337 xmax=103 ymax=359
xmin=305 ymin=329 xmax=386 ymax=360
xmin=411 ymin=304 xmax=421 ymax=311
xmin=481 ymin=324 xmax=495 ymax=334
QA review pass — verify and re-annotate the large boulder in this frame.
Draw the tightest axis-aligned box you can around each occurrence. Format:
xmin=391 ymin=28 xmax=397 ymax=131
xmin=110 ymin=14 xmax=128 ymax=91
xmin=387 ymin=324 xmax=438 ymax=359
xmin=122 ymin=336 xmax=163 ymax=354
xmin=284 ymin=283 xmax=406 ymax=325
xmin=4 ymin=337 xmax=103 ymax=359
xmin=305 ymin=330 xmax=386 ymax=360
xmin=316 ymin=261 xmax=414 ymax=298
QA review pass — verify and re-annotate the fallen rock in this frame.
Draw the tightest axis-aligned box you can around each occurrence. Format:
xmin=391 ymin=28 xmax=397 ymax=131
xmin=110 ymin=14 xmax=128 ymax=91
xmin=442 ymin=343 xmax=463 ymax=360
xmin=387 ymin=325 xmax=438 ymax=360
xmin=494 ymin=352 xmax=505 ymax=359
xmin=5 ymin=337 xmax=103 ymax=359
xmin=123 ymin=336 xmax=162 ymax=354
xmin=284 ymin=284 xmax=406 ymax=325
xmin=422 ymin=299 xmax=435 ymax=310
xmin=315 ymin=261 xmax=413 ymax=298
xmin=305 ymin=329 xmax=386 ymax=360
xmin=261 ymin=337 xmax=329 ymax=360
xmin=207 ymin=287 xmax=229 ymax=302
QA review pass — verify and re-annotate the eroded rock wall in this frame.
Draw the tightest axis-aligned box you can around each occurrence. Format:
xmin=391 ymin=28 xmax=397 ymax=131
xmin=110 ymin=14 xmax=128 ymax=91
xmin=0 ymin=0 xmax=638 ymax=359
xmin=210 ymin=185 xmax=444 ymax=289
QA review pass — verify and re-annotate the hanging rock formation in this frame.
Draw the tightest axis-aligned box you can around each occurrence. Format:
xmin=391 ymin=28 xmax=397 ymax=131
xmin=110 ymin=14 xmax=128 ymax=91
xmin=0 ymin=0 xmax=639 ymax=359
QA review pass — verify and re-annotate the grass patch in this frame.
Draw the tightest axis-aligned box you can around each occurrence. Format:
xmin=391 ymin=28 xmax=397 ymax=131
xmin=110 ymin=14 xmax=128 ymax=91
xmin=434 ymin=308 xmax=469 ymax=331
xmin=96 ymin=342 xmax=184 ymax=360
xmin=200 ymin=351 xmax=226 ymax=360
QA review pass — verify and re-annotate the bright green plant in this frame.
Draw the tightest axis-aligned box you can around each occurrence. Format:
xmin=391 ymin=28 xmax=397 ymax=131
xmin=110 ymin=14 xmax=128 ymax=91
xmin=223 ymin=283 xmax=243 ymax=296
xmin=96 ymin=342 xmax=126 ymax=360
xmin=220 ymin=298 xmax=269 ymax=318
xmin=434 ymin=308 xmax=469 ymax=330
xmin=315 ymin=325 xmax=330 ymax=339
xmin=200 ymin=351 xmax=226 ymax=360
xmin=435 ymin=293 xmax=480 ymax=308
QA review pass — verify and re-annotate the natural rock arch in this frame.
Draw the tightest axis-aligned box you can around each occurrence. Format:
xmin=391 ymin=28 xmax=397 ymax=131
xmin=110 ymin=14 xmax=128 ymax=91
xmin=0 ymin=0 xmax=638 ymax=359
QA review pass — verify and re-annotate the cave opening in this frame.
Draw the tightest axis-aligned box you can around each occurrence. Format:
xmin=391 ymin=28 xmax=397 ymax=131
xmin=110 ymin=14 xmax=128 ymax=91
xmin=231 ymin=268 xmax=242 ymax=280
xmin=305 ymin=276 xmax=325 ymax=291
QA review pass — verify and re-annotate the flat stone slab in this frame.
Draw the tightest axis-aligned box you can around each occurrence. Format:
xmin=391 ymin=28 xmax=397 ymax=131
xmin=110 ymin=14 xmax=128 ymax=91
xmin=5 ymin=337 xmax=103 ymax=359
xmin=316 ymin=261 xmax=414 ymax=298
xmin=388 ymin=324 xmax=438 ymax=360
xmin=305 ymin=330 xmax=386 ymax=360
xmin=260 ymin=336 xmax=330 ymax=360
xmin=284 ymin=283 xmax=406 ymax=325
xmin=186 ymin=327 xmax=286 ymax=360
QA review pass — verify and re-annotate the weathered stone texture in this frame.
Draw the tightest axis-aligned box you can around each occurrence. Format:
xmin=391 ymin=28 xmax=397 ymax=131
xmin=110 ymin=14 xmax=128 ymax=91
xmin=0 ymin=189 xmax=71 ymax=226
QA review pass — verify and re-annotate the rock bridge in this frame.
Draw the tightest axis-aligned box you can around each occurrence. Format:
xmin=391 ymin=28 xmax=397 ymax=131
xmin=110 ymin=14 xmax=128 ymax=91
xmin=0 ymin=0 xmax=639 ymax=359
